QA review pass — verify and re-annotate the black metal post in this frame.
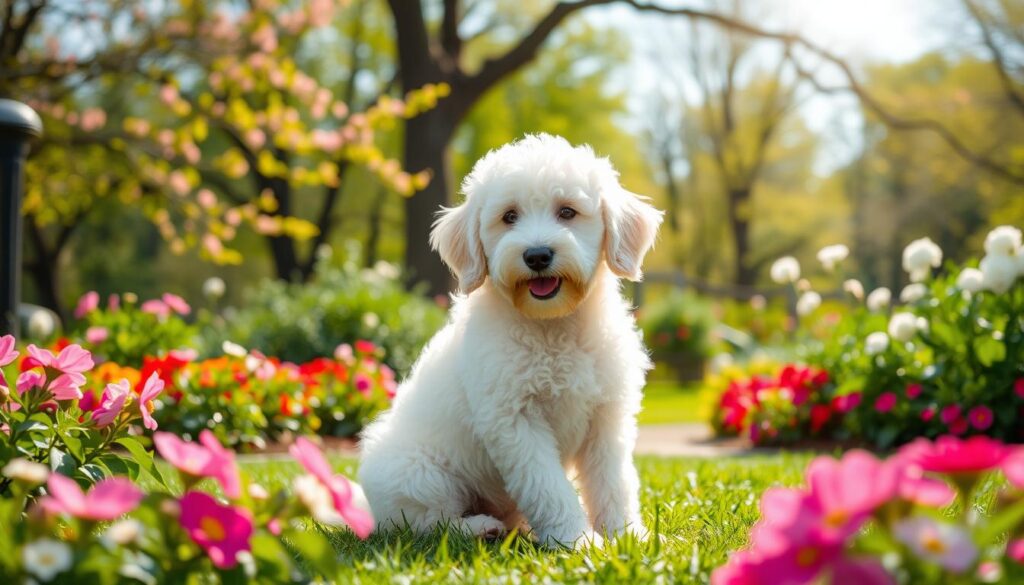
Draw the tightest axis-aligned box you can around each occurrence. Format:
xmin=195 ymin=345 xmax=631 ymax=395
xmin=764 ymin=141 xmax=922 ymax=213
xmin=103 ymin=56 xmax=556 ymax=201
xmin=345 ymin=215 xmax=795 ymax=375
xmin=0 ymin=99 xmax=43 ymax=337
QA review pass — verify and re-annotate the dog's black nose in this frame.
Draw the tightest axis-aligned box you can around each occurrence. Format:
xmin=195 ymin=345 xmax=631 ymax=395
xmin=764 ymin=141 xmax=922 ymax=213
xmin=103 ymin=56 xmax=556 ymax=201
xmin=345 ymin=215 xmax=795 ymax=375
xmin=523 ymin=247 xmax=554 ymax=271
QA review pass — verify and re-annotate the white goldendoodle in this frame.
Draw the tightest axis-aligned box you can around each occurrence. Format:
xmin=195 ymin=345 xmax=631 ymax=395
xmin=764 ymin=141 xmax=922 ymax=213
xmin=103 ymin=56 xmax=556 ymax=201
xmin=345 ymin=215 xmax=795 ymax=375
xmin=358 ymin=134 xmax=663 ymax=547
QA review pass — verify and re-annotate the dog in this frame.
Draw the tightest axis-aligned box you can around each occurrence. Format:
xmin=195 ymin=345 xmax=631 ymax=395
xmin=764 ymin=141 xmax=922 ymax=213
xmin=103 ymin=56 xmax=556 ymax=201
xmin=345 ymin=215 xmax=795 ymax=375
xmin=358 ymin=134 xmax=663 ymax=548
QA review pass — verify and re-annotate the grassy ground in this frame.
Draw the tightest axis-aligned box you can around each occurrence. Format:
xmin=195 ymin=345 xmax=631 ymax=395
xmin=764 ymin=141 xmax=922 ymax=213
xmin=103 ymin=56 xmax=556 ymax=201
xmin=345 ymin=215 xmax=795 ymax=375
xmin=238 ymin=454 xmax=809 ymax=584
xmin=637 ymin=381 xmax=705 ymax=425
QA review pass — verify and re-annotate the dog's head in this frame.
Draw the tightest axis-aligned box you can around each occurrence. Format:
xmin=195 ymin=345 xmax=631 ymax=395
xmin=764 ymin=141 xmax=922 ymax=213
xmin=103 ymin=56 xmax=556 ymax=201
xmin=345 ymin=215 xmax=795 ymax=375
xmin=430 ymin=134 xmax=663 ymax=319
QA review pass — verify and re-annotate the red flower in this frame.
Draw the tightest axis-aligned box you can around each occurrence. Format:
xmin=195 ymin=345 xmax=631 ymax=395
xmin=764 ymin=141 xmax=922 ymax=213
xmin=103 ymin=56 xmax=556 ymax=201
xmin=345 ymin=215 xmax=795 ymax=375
xmin=968 ymin=406 xmax=994 ymax=431
xmin=354 ymin=340 xmax=377 ymax=355
xmin=810 ymin=405 xmax=831 ymax=433
xmin=940 ymin=405 xmax=961 ymax=425
xmin=831 ymin=392 xmax=861 ymax=414
xmin=921 ymin=406 xmax=936 ymax=422
xmin=138 ymin=353 xmax=190 ymax=395
xmin=1015 ymin=378 xmax=1024 ymax=400
xmin=874 ymin=392 xmax=897 ymax=413
xmin=905 ymin=384 xmax=922 ymax=399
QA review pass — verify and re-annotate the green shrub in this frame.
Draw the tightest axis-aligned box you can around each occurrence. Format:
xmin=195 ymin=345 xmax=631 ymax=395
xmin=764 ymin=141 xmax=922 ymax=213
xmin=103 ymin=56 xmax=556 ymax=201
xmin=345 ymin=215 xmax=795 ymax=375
xmin=638 ymin=290 xmax=714 ymax=358
xmin=206 ymin=253 xmax=446 ymax=376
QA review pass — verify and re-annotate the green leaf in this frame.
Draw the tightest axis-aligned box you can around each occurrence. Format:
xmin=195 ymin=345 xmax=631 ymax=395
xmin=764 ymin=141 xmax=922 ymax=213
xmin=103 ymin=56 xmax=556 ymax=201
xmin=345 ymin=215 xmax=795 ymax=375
xmin=251 ymin=534 xmax=294 ymax=581
xmin=973 ymin=336 xmax=1006 ymax=367
xmin=116 ymin=437 xmax=168 ymax=488
xmin=976 ymin=499 xmax=1024 ymax=545
xmin=78 ymin=463 xmax=107 ymax=483
xmin=49 ymin=447 xmax=77 ymax=476
xmin=15 ymin=419 xmax=48 ymax=434
xmin=284 ymin=528 xmax=338 ymax=577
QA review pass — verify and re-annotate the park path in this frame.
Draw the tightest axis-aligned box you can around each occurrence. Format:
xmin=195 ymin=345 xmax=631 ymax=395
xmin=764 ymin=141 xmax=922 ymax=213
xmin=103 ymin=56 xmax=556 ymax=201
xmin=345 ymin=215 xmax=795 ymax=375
xmin=236 ymin=423 xmax=758 ymax=463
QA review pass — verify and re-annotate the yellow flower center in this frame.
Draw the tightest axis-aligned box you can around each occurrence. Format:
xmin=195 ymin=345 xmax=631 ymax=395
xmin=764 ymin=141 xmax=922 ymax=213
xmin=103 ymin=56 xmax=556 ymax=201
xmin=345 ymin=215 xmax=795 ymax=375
xmin=824 ymin=509 xmax=848 ymax=528
xmin=38 ymin=552 xmax=56 ymax=567
xmin=796 ymin=546 xmax=819 ymax=567
xmin=922 ymin=534 xmax=946 ymax=554
xmin=201 ymin=516 xmax=226 ymax=541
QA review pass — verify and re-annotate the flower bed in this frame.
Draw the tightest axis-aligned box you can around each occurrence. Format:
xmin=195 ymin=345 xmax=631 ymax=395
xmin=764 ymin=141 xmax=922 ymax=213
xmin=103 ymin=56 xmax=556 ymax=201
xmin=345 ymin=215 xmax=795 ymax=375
xmin=713 ymin=436 xmax=1024 ymax=584
xmin=707 ymin=225 xmax=1024 ymax=448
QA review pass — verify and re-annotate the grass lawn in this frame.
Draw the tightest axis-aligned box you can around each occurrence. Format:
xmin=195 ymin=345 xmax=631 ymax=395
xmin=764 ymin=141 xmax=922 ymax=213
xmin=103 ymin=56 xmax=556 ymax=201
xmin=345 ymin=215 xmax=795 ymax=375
xmin=638 ymin=381 xmax=705 ymax=425
xmin=238 ymin=454 xmax=809 ymax=584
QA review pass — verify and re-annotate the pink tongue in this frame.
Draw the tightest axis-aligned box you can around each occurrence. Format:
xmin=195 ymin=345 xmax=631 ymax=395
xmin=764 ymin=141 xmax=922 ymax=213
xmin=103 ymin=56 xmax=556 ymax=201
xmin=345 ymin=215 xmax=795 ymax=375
xmin=528 ymin=277 xmax=560 ymax=297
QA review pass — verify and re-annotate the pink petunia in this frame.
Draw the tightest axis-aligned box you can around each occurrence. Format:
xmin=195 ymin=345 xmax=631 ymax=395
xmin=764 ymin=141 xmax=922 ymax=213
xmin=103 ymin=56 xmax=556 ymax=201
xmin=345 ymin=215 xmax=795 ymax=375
xmin=153 ymin=432 xmax=212 ymax=476
xmin=940 ymin=405 xmax=961 ymax=425
xmin=968 ymin=406 xmax=994 ymax=430
xmin=900 ymin=435 xmax=1011 ymax=474
xmin=179 ymin=491 xmax=253 ymax=569
xmin=905 ymin=384 xmax=922 ymax=399
xmin=886 ymin=453 xmax=956 ymax=507
xmin=831 ymin=392 xmax=861 ymax=414
xmin=289 ymin=437 xmax=374 ymax=538
xmin=162 ymin=293 xmax=191 ymax=316
xmin=92 ymin=379 xmax=131 ymax=427
xmin=138 ymin=371 xmax=164 ymax=431
xmin=805 ymin=451 xmax=897 ymax=538
xmin=16 ymin=370 xmax=45 ymax=394
xmin=354 ymin=373 xmax=372 ymax=396
xmin=0 ymin=334 xmax=18 ymax=391
xmin=1003 ymin=449 xmax=1024 ymax=489
xmin=74 ymin=291 xmax=99 ymax=319
xmin=40 ymin=473 xmax=142 ymax=521
xmin=199 ymin=430 xmax=241 ymax=499
xmin=1009 ymin=539 xmax=1024 ymax=564
xmin=140 ymin=299 xmax=170 ymax=319
xmin=874 ymin=393 xmax=897 ymax=414
xmin=85 ymin=326 xmax=109 ymax=345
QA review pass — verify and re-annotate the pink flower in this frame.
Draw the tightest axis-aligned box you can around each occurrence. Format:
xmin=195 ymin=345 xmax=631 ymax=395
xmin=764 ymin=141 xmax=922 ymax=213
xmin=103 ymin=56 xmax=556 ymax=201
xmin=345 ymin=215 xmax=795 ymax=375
xmin=154 ymin=432 xmax=214 ymax=476
xmin=179 ymin=491 xmax=253 ymax=569
xmin=1009 ymin=539 xmax=1024 ymax=564
xmin=28 ymin=343 xmax=94 ymax=374
xmin=900 ymin=435 xmax=1011 ymax=474
xmin=140 ymin=299 xmax=170 ymax=319
xmin=74 ymin=291 xmax=99 ymax=319
xmin=905 ymin=384 xmax=922 ymax=399
xmin=893 ymin=516 xmax=977 ymax=573
xmin=138 ymin=371 xmax=164 ymax=430
xmin=805 ymin=451 xmax=897 ymax=537
xmin=108 ymin=294 xmax=120 ymax=311
xmin=40 ymin=473 xmax=142 ymax=521
xmin=16 ymin=370 xmax=45 ymax=394
xmin=829 ymin=557 xmax=895 ymax=585
xmin=199 ymin=430 xmax=241 ymax=499
xmin=1003 ymin=449 xmax=1024 ymax=489
xmin=874 ymin=392 xmax=897 ymax=413
xmin=948 ymin=417 xmax=968 ymax=435
xmin=831 ymin=392 xmax=861 ymax=414
xmin=355 ymin=373 xmax=372 ymax=396
xmin=0 ymin=334 xmax=18 ymax=390
xmin=1015 ymin=378 xmax=1024 ymax=400
xmin=162 ymin=293 xmax=191 ymax=316
xmin=92 ymin=379 xmax=130 ymax=427
xmin=921 ymin=406 xmax=936 ymax=422
xmin=85 ymin=326 xmax=109 ymax=345
xmin=887 ymin=453 xmax=956 ymax=507
xmin=289 ymin=437 xmax=374 ymax=538
xmin=940 ymin=405 xmax=961 ymax=425
xmin=968 ymin=405 xmax=993 ymax=430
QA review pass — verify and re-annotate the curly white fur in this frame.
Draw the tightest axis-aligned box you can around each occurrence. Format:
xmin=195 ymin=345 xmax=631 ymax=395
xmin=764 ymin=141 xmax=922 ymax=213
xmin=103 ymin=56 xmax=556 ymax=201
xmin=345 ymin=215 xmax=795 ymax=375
xmin=358 ymin=134 xmax=663 ymax=548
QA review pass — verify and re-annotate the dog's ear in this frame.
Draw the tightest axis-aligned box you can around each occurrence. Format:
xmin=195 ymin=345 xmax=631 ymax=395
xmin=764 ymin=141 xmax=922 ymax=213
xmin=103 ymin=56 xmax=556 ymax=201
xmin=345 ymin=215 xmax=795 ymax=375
xmin=602 ymin=189 xmax=664 ymax=281
xmin=430 ymin=200 xmax=487 ymax=293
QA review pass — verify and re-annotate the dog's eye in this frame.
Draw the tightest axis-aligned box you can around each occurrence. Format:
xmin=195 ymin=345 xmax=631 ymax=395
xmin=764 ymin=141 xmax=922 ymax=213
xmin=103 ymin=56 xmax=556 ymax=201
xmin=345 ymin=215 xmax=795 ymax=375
xmin=502 ymin=210 xmax=518 ymax=225
xmin=558 ymin=207 xmax=577 ymax=220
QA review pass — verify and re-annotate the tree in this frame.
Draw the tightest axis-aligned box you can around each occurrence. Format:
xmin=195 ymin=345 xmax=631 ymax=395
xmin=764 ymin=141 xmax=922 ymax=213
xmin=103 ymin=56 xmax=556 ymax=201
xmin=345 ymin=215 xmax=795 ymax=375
xmin=4 ymin=0 xmax=434 ymax=313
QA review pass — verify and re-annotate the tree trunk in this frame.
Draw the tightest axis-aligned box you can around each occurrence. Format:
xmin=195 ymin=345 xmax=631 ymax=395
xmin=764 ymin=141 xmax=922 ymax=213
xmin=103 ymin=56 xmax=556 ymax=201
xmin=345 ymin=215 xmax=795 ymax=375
xmin=728 ymin=187 xmax=755 ymax=286
xmin=403 ymin=109 xmax=456 ymax=295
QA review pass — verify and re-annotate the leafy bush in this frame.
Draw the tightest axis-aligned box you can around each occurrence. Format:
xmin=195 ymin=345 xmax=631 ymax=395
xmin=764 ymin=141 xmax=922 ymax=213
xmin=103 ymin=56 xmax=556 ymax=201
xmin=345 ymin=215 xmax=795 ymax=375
xmin=714 ymin=436 xmax=1024 ymax=584
xmin=638 ymin=290 xmax=714 ymax=358
xmin=209 ymin=254 xmax=446 ymax=376
xmin=70 ymin=291 xmax=198 ymax=367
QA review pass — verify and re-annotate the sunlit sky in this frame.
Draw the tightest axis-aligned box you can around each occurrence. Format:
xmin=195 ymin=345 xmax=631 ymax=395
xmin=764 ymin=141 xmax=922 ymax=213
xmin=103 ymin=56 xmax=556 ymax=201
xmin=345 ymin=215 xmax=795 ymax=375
xmin=590 ymin=0 xmax=954 ymax=174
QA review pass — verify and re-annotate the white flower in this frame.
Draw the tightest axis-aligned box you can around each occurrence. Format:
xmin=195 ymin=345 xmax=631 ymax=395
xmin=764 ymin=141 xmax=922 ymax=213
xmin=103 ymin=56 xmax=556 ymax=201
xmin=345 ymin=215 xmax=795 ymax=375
xmin=866 ymin=287 xmax=892 ymax=312
xmin=888 ymin=312 xmax=920 ymax=342
xmin=362 ymin=312 xmax=380 ymax=328
xmin=902 ymin=237 xmax=943 ymax=282
xmin=899 ymin=283 xmax=928 ymax=304
xmin=222 ymin=340 xmax=247 ymax=358
xmin=796 ymin=291 xmax=822 ymax=316
xmin=980 ymin=253 xmax=1018 ymax=294
xmin=749 ymin=295 xmax=767 ymax=311
xmin=103 ymin=519 xmax=143 ymax=547
xmin=2 ymin=458 xmax=49 ymax=485
xmin=893 ymin=516 xmax=977 ymax=574
xmin=984 ymin=225 xmax=1022 ymax=257
xmin=770 ymin=256 xmax=801 ymax=284
xmin=202 ymin=277 xmax=226 ymax=300
xmin=293 ymin=475 xmax=345 ymax=526
xmin=816 ymin=244 xmax=849 ymax=272
xmin=710 ymin=353 xmax=734 ymax=372
xmin=22 ymin=539 xmax=73 ymax=581
xmin=917 ymin=317 xmax=929 ymax=334
xmin=956 ymin=268 xmax=984 ymax=293
xmin=865 ymin=332 xmax=890 ymax=355
xmin=248 ymin=483 xmax=269 ymax=500
xmin=842 ymin=279 xmax=864 ymax=300
xmin=27 ymin=310 xmax=56 ymax=340
xmin=373 ymin=260 xmax=400 ymax=280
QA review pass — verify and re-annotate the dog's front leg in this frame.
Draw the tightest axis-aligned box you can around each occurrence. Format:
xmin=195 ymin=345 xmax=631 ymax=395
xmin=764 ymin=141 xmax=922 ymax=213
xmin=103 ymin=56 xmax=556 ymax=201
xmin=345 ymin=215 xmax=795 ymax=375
xmin=576 ymin=401 xmax=645 ymax=538
xmin=473 ymin=402 xmax=589 ymax=547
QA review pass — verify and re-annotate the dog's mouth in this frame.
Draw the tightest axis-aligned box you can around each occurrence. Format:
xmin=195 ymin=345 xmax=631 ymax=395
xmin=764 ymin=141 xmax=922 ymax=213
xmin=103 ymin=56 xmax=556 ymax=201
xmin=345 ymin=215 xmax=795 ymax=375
xmin=527 ymin=277 xmax=561 ymax=300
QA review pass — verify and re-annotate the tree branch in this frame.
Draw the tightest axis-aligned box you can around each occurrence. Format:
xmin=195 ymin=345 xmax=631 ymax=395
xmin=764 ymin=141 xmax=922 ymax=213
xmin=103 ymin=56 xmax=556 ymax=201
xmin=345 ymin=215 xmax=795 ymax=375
xmin=962 ymin=0 xmax=1024 ymax=116
xmin=385 ymin=0 xmax=438 ymax=87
